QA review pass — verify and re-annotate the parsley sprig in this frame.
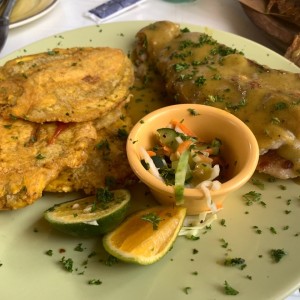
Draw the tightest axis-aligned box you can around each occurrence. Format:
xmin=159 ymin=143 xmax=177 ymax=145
xmin=141 ymin=212 xmax=164 ymax=230
xmin=224 ymin=280 xmax=239 ymax=295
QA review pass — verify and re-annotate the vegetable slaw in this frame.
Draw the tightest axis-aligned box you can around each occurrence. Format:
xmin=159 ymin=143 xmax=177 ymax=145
xmin=140 ymin=119 xmax=224 ymax=213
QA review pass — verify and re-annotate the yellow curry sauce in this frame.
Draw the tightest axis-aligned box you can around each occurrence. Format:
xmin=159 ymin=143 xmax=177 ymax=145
xmin=130 ymin=21 xmax=300 ymax=179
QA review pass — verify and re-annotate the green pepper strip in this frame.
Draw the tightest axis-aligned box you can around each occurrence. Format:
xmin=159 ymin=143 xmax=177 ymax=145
xmin=174 ymin=150 xmax=190 ymax=204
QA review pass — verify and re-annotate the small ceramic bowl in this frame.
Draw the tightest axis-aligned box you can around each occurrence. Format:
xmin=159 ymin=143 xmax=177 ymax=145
xmin=126 ymin=104 xmax=259 ymax=215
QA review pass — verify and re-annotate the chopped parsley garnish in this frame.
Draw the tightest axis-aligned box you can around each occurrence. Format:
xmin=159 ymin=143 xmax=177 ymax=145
xmin=212 ymin=73 xmax=222 ymax=80
xmin=91 ymin=188 xmax=115 ymax=211
xmin=270 ymin=249 xmax=287 ymax=263
xmin=273 ymin=102 xmax=288 ymax=111
xmin=178 ymin=72 xmax=194 ymax=81
xmin=96 ymin=139 xmax=110 ymax=153
xmin=159 ymin=167 xmax=175 ymax=185
xmin=35 ymin=153 xmax=46 ymax=160
xmin=45 ymin=249 xmax=53 ymax=256
xmin=187 ymin=108 xmax=199 ymax=116
xmin=242 ymin=191 xmax=262 ymax=206
xmin=224 ymin=257 xmax=246 ymax=270
xmin=74 ymin=243 xmax=85 ymax=252
xmin=253 ymin=226 xmax=262 ymax=234
xmin=185 ymin=235 xmax=200 ymax=241
xmin=60 ymin=256 xmax=74 ymax=272
xmin=96 ymin=188 xmax=114 ymax=203
xmin=88 ymin=251 xmax=97 ymax=258
xmin=173 ymin=62 xmax=190 ymax=72
xmin=195 ymin=75 xmax=206 ymax=86
xmin=183 ymin=287 xmax=192 ymax=295
xmin=251 ymin=178 xmax=264 ymax=190
xmin=180 ymin=27 xmax=190 ymax=33
xmin=225 ymin=98 xmax=247 ymax=111
xmin=220 ymin=219 xmax=226 ymax=227
xmin=104 ymin=255 xmax=119 ymax=266
xmin=117 ymin=128 xmax=128 ymax=140
xmin=220 ymin=238 xmax=228 ymax=248
xmin=141 ymin=212 xmax=164 ymax=230
xmin=88 ymin=279 xmax=102 ymax=285
xmin=279 ymin=184 xmax=287 ymax=190
xmin=47 ymin=50 xmax=58 ymax=56
xmin=224 ymin=280 xmax=239 ymax=295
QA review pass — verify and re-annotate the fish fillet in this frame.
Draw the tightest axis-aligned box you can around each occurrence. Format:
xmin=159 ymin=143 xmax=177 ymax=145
xmin=132 ymin=21 xmax=300 ymax=179
xmin=45 ymin=107 xmax=135 ymax=193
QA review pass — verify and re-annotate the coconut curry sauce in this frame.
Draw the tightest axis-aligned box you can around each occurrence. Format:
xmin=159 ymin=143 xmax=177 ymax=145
xmin=131 ymin=21 xmax=300 ymax=179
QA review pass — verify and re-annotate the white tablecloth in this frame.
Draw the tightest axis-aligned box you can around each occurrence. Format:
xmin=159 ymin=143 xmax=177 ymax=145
xmin=1 ymin=0 xmax=281 ymax=59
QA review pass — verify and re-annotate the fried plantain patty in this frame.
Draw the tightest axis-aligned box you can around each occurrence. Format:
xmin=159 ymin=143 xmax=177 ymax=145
xmin=0 ymin=47 xmax=134 ymax=123
xmin=45 ymin=107 xmax=135 ymax=194
xmin=0 ymin=117 xmax=97 ymax=210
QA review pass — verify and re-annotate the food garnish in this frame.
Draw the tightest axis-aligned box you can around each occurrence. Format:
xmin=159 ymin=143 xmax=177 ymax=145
xmin=102 ymin=205 xmax=186 ymax=265
xmin=224 ymin=281 xmax=239 ymax=295
xmin=140 ymin=119 xmax=223 ymax=210
xmin=270 ymin=249 xmax=287 ymax=263
xmin=44 ymin=189 xmax=131 ymax=237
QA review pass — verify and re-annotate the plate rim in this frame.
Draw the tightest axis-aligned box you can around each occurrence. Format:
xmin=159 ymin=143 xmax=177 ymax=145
xmin=9 ymin=0 xmax=59 ymax=29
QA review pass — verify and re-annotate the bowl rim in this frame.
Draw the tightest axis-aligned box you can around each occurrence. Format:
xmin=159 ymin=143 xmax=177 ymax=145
xmin=127 ymin=104 xmax=259 ymax=197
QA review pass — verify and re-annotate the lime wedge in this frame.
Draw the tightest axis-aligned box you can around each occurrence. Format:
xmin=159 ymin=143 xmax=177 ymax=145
xmin=102 ymin=205 xmax=186 ymax=265
xmin=44 ymin=189 xmax=130 ymax=237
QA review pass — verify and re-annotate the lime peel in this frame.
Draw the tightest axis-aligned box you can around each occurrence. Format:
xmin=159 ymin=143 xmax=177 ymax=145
xmin=102 ymin=205 xmax=187 ymax=265
xmin=44 ymin=189 xmax=131 ymax=237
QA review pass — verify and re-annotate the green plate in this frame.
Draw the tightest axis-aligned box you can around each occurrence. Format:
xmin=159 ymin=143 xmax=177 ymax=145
xmin=0 ymin=21 xmax=299 ymax=300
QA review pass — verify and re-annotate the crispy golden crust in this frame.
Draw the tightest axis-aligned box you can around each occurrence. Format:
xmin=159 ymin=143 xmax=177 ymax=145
xmin=0 ymin=118 xmax=97 ymax=210
xmin=45 ymin=108 xmax=135 ymax=194
xmin=0 ymin=47 xmax=134 ymax=123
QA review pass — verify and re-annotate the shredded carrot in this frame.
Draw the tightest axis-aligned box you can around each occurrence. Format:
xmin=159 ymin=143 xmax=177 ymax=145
xmin=147 ymin=150 xmax=156 ymax=157
xmin=216 ymin=203 xmax=223 ymax=210
xmin=177 ymin=140 xmax=193 ymax=154
xmin=170 ymin=119 xmax=196 ymax=137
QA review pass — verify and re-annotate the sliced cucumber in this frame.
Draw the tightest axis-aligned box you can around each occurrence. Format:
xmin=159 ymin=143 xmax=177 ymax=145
xmin=44 ymin=189 xmax=130 ymax=237
xmin=174 ymin=150 xmax=190 ymax=204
